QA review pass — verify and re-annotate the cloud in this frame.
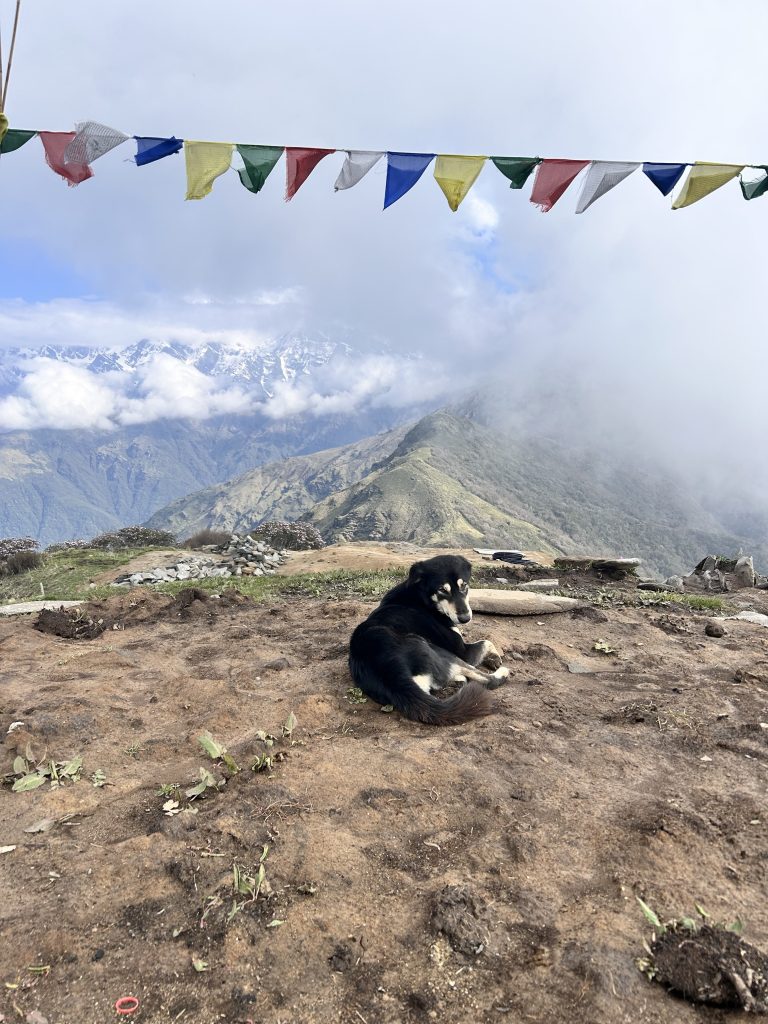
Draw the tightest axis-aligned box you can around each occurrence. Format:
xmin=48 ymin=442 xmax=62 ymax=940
xmin=262 ymin=352 xmax=454 ymax=419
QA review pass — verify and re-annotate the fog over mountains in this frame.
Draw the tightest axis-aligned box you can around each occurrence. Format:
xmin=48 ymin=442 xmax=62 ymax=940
xmin=0 ymin=337 xmax=436 ymax=544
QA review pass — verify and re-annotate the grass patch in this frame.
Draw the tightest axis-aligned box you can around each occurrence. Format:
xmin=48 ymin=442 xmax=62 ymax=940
xmin=0 ymin=548 xmax=156 ymax=605
xmin=636 ymin=591 xmax=727 ymax=612
xmin=153 ymin=568 xmax=405 ymax=603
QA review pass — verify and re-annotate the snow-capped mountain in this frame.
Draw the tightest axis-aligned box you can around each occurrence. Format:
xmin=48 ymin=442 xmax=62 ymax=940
xmin=0 ymin=335 xmax=352 ymax=400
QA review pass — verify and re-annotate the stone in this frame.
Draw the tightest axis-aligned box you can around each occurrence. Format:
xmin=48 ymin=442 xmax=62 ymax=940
xmin=732 ymin=556 xmax=757 ymax=590
xmin=705 ymin=621 xmax=726 ymax=638
xmin=663 ymin=575 xmax=685 ymax=594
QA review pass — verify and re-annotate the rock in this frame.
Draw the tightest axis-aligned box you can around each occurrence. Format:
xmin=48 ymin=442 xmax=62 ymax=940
xmin=515 ymin=580 xmax=560 ymax=593
xmin=732 ymin=556 xmax=757 ymax=590
xmin=469 ymin=589 xmax=585 ymax=616
xmin=705 ymin=621 xmax=726 ymax=638
xmin=554 ymin=556 xmax=641 ymax=571
xmin=663 ymin=575 xmax=685 ymax=594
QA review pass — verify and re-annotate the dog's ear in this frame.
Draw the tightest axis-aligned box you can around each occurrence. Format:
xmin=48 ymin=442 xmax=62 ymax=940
xmin=408 ymin=561 xmax=425 ymax=584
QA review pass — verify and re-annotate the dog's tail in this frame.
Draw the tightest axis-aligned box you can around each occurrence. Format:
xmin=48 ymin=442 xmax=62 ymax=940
xmin=349 ymin=657 xmax=493 ymax=726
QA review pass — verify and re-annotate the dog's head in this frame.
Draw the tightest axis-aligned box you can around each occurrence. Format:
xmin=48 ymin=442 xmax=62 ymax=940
xmin=408 ymin=555 xmax=473 ymax=626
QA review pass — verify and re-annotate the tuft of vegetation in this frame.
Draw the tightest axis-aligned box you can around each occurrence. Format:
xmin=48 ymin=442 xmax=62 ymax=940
xmin=635 ymin=591 xmax=726 ymax=612
xmin=89 ymin=526 xmax=176 ymax=550
xmin=182 ymin=528 xmax=232 ymax=549
xmin=0 ymin=536 xmax=39 ymax=561
xmin=249 ymin=520 xmax=324 ymax=551
xmin=2 ymin=549 xmax=44 ymax=576
xmin=0 ymin=546 xmax=154 ymax=605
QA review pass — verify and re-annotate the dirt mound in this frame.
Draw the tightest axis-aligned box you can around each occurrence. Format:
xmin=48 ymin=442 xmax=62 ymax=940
xmin=81 ymin=587 xmax=252 ymax=630
xmin=650 ymin=924 xmax=768 ymax=1010
xmin=34 ymin=606 xmax=109 ymax=640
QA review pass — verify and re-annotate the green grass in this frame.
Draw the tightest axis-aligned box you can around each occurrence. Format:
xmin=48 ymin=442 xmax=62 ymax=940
xmin=635 ymin=591 xmax=727 ymax=612
xmin=153 ymin=567 xmax=405 ymax=603
xmin=0 ymin=548 xmax=155 ymax=605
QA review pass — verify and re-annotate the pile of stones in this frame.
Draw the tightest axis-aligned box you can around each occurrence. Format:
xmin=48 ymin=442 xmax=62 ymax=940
xmin=113 ymin=533 xmax=287 ymax=587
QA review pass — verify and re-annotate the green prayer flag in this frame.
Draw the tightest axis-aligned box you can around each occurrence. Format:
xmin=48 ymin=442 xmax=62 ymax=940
xmin=740 ymin=168 xmax=768 ymax=200
xmin=236 ymin=144 xmax=283 ymax=194
xmin=0 ymin=128 xmax=37 ymax=155
xmin=491 ymin=156 xmax=541 ymax=189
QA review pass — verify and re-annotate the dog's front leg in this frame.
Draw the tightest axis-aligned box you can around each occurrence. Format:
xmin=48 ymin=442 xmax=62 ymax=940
xmin=463 ymin=638 xmax=503 ymax=670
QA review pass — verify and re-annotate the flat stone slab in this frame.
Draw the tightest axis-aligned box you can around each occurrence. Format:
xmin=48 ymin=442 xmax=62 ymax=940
xmin=0 ymin=600 xmax=83 ymax=617
xmin=469 ymin=589 xmax=584 ymax=616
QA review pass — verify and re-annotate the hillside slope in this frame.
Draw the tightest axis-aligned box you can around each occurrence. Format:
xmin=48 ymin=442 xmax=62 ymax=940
xmin=148 ymin=407 xmax=765 ymax=576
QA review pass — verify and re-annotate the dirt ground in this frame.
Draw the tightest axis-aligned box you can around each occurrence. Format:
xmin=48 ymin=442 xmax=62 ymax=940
xmin=1 ymin=556 xmax=768 ymax=1024
xmin=278 ymin=543 xmax=554 ymax=575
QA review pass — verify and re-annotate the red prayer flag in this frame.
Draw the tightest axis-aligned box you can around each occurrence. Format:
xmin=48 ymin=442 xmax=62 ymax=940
xmin=285 ymin=147 xmax=335 ymax=200
xmin=529 ymin=159 xmax=589 ymax=212
xmin=39 ymin=131 xmax=94 ymax=186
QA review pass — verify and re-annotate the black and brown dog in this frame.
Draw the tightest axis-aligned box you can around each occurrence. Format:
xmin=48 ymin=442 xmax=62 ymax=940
xmin=348 ymin=554 xmax=509 ymax=725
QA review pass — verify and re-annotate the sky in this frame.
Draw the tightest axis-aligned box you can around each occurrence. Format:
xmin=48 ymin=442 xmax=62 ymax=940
xmin=1 ymin=0 xmax=767 ymax=495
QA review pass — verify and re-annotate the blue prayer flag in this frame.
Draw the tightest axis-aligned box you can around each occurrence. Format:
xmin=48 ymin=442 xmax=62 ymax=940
xmin=384 ymin=152 xmax=435 ymax=209
xmin=134 ymin=136 xmax=184 ymax=167
xmin=643 ymin=162 xmax=688 ymax=197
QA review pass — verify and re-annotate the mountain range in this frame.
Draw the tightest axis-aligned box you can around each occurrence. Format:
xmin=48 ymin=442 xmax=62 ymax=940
xmin=0 ymin=338 xmax=422 ymax=544
xmin=147 ymin=406 xmax=767 ymax=577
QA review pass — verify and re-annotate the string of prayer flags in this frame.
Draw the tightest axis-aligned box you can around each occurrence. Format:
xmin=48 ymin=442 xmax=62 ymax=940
xmin=64 ymin=121 xmax=128 ymax=165
xmin=334 ymin=150 xmax=384 ymax=191
xmin=39 ymin=131 xmax=93 ymax=186
xmin=575 ymin=161 xmax=640 ymax=213
xmin=236 ymin=144 xmax=283 ymax=194
xmin=384 ymin=152 xmax=435 ymax=209
xmin=434 ymin=154 xmax=486 ymax=211
xmin=642 ymin=162 xmax=688 ymax=196
xmin=529 ymin=159 xmax=589 ymax=212
xmin=672 ymin=162 xmax=744 ymax=209
xmin=134 ymin=136 xmax=183 ymax=166
xmin=740 ymin=167 xmax=768 ymax=200
xmin=0 ymin=127 xmax=36 ymax=154
xmin=185 ymin=141 xmax=234 ymax=200
xmin=491 ymin=156 xmax=540 ymax=189
xmin=0 ymin=113 xmax=8 ymax=145
xmin=285 ymin=147 xmax=335 ymax=200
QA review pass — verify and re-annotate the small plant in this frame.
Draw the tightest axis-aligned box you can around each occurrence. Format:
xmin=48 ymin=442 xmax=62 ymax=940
xmin=185 ymin=767 xmax=221 ymax=799
xmin=197 ymin=731 xmax=239 ymax=774
xmin=90 ymin=769 xmax=107 ymax=787
xmin=3 ymin=550 xmax=44 ymax=575
xmin=345 ymin=687 xmax=368 ymax=705
xmin=6 ymin=754 xmax=83 ymax=792
xmin=249 ymin=520 xmax=324 ymax=551
xmin=156 ymin=782 xmax=181 ymax=798
xmin=124 ymin=742 xmax=142 ymax=759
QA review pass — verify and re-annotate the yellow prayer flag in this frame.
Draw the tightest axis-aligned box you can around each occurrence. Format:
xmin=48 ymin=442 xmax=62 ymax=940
xmin=434 ymin=155 xmax=487 ymax=211
xmin=0 ymin=113 xmax=8 ymax=144
xmin=671 ymin=162 xmax=744 ymax=210
xmin=184 ymin=141 xmax=234 ymax=200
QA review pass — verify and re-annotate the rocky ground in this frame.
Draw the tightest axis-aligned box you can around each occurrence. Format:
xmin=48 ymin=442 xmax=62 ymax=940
xmin=0 ymin=545 xmax=767 ymax=1024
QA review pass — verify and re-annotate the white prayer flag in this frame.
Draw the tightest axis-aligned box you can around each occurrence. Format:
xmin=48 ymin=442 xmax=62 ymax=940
xmin=334 ymin=150 xmax=384 ymax=191
xmin=575 ymin=161 xmax=640 ymax=213
xmin=64 ymin=121 xmax=129 ymax=165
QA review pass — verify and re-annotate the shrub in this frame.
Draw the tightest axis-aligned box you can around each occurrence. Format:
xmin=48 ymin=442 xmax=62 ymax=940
xmin=89 ymin=526 xmax=177 ymax=550
xmin=249 ymin=521 xmax=325 ymax=551
xmin=0 ymin=536 xmax=38 ymax=561
xmin=45 ymin=540 xmax=90 ymax=553
xmin=182 ymin=529 xmax=232 ymax=549
xmin=4 ymin=550 xmax=44 ymax=575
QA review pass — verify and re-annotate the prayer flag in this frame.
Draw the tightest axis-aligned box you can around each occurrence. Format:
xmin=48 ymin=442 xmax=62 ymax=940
xmin=434 ymin=155 xmax=486 ymax=211
xmin=39 ymin=131 xmax=93 ymax=186
xmin=0 ymin=113 xmax=7 ymax=145
xmin=184 ymin=140 xmax=234 ymax=200
xmin=0 ymin=128 xmax=36 ymax=154
xmin=491 ymin=156 xmax=540 ymax=189
xmin=740 ymin=167 xmax=768 ymax=200
xmin=529 ymin=159 xmax=589 ymax=212
xmin=643 ymin=162 xmax=687 ymax=196
xmin=134 ymin=136 xmax=183 ymax=166
xmin=384 ymin=152 xmax=435 ymax=209
xmin=575 ymin=161 xmax=640 ymax=213
xmin=237 ymin=144 xmax=283 ymax=193
xmin=285 ymin=147 xmax=335 ymax=200
xmin=334 ymin=150 xmax=384 ymax=191
xmin=672 ymin=162 xmax=744 ymax=209
xmin=64 ymin=122 xmax=128 ymax=165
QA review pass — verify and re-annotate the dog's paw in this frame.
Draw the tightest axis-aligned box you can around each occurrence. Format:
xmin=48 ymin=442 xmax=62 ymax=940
xmin=486 ymin=665 xmax=510 ymax=689
xmin=481 ymin=641 xmax=504 ymax=671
